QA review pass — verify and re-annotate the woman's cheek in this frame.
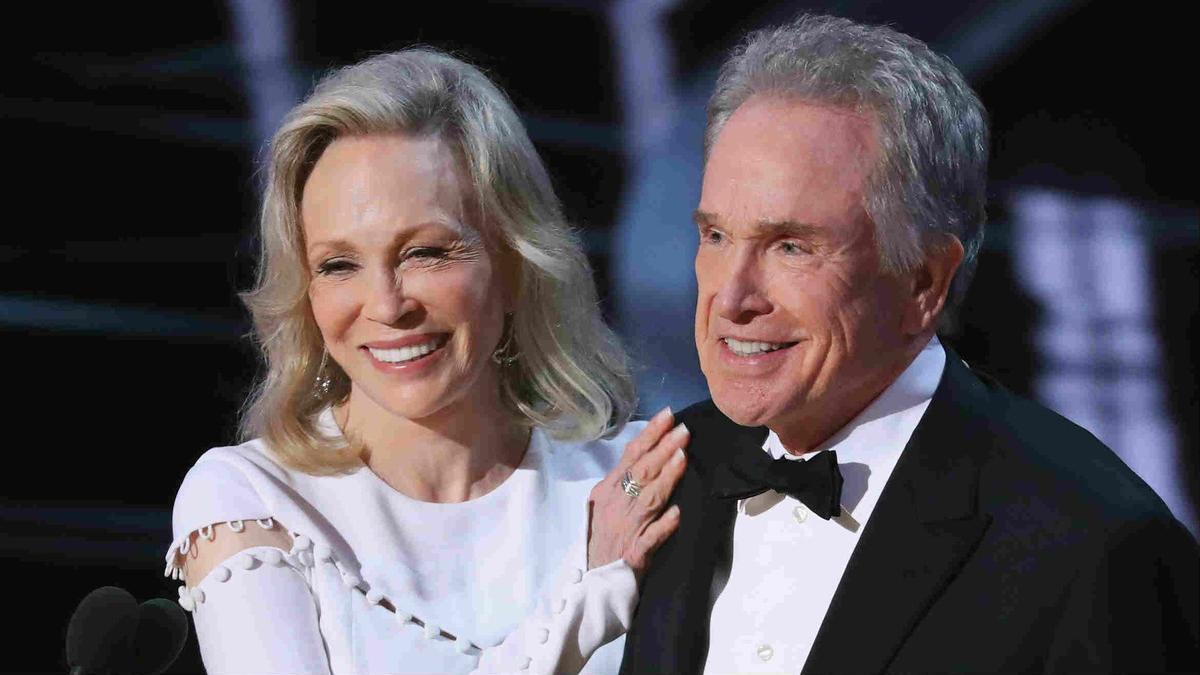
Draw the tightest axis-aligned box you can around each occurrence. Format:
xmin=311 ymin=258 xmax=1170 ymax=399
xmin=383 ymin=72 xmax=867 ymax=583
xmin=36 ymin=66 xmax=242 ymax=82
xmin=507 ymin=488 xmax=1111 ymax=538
xmin=309 ymin=281 xmax=359 ymax=336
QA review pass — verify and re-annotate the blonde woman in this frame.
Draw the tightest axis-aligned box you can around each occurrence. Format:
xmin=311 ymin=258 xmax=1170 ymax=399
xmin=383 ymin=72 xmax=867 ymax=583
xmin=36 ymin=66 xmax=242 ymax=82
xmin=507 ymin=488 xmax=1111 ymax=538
xmin=164 ymin=48 xmax=688 ymax=674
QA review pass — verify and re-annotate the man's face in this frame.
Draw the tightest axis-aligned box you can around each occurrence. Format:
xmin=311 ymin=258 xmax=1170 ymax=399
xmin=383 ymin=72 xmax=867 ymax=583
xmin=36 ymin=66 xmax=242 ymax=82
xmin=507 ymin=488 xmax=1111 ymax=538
xmin=695 ymin=96 xmax=914 ymax=445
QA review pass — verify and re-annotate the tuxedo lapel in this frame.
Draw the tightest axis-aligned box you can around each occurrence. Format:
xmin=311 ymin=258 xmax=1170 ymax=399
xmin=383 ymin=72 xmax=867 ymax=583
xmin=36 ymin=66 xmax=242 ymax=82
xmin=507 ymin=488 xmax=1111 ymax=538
xmin=621 ymin=400 xmax=768 ymax=674
xmin=803 ymin=354 xmax=993 ymax=675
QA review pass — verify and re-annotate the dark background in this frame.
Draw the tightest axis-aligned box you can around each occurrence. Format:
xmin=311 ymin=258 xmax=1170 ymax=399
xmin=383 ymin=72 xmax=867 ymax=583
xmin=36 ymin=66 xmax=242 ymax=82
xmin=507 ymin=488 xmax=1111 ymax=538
xmin=2 ymin=1 xmax=1195 ymax=672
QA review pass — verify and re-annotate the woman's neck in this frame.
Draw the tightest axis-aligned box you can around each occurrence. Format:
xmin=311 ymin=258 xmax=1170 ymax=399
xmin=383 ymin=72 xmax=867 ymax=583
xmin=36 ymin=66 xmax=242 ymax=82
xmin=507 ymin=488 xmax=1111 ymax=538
xmin=334 ymin=386 xmax=529 ymax=504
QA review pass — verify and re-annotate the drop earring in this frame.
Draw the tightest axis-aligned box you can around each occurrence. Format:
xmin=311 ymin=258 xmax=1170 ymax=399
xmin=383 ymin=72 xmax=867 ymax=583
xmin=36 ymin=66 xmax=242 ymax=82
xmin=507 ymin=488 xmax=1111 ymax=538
xmin=491 ymin=314 xmax=519 ymax=367
xmin=314 ymin=350 xmax=334 ymax=399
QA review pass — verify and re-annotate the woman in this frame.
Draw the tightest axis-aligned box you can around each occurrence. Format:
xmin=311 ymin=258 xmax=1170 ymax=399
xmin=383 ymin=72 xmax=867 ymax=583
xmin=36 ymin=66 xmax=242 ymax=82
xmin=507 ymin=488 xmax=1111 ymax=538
xmin=164 ymin=48 xmax=689 ymax=674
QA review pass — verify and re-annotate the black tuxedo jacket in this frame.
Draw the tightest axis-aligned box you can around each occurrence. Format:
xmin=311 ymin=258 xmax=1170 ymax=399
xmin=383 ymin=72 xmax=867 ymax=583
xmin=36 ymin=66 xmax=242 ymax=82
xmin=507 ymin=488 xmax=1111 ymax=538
xmin=621 ymin=352 xmax=1198 ymax=674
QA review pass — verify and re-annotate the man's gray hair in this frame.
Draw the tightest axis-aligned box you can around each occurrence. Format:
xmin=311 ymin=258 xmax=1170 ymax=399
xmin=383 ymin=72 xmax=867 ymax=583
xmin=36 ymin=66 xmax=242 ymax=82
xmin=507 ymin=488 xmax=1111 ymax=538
xmin=706 ymin=14 xmax=989 ymax=323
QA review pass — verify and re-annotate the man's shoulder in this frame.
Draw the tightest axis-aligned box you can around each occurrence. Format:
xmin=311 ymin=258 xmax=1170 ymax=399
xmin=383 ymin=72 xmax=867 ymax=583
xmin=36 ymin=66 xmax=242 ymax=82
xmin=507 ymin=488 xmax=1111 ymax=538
xmin=947 ymin=360 xmax=1178 ymax=533
xmin=674 ymin=399 xmax=767 ymax=476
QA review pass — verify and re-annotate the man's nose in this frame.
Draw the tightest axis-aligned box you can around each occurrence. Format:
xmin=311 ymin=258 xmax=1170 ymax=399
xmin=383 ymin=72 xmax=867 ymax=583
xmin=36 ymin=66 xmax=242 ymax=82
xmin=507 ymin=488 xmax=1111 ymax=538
xmin=363 ymin=267 xmax=417 ymax=325
xmin=715 ymin=253 xmax=771 ymax=323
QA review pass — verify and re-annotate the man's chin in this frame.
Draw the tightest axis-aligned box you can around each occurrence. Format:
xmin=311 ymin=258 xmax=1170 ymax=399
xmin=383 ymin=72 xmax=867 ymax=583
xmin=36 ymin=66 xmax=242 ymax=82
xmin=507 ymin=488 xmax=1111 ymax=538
xmin=709 ymin=393 xmax=777 ymax=429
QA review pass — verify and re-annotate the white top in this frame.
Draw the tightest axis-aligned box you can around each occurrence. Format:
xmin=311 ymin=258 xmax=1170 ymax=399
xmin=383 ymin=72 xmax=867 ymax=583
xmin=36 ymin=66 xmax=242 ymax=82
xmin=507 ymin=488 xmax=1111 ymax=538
xmin=703 ymin=337 xmax=946 ymax=674
xmin=165 ymin=413 xmax=644 ymax=674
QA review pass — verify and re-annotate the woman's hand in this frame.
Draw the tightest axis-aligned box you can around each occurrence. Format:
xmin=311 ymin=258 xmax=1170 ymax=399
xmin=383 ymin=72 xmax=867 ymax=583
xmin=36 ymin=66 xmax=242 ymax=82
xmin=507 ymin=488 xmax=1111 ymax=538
xmin=587 ymin=407 xmax=690 ymax=576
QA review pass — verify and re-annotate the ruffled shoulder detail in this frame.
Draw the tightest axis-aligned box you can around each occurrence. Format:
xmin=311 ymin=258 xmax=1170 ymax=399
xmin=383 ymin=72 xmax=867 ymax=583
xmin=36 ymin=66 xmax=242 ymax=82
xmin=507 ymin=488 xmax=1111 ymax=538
xmin=172 ymin=445 xmax=276 ymax=537
xmin=165 ymin=443 xmax=277 ymax=579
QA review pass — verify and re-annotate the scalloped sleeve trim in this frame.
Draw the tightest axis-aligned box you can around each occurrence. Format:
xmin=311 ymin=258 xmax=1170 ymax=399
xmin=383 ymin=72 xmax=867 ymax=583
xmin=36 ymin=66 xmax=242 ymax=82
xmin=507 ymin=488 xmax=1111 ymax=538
xmin=165 ymin=450 xmax=272 ymax=578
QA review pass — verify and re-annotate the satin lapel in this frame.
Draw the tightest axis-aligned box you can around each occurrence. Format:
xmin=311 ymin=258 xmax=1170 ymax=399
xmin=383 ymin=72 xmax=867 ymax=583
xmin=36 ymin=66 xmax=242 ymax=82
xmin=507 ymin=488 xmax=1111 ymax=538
xmin=802 ymin=354 xmax=993 ymax=675
xmin=665 ymin=401 xmax=767 ymax=673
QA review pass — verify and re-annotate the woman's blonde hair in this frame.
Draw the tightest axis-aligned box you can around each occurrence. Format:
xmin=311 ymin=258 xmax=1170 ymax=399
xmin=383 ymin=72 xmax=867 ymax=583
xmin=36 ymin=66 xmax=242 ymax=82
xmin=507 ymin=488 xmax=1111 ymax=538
xmin=239 ymin=48 xmax=635 ymax=474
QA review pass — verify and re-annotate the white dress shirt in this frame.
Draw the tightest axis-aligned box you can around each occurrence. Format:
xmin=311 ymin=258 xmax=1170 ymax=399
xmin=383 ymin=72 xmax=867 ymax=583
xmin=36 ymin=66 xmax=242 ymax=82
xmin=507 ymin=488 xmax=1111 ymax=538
xmin=703 ymin=338 xmax=946 ymax=674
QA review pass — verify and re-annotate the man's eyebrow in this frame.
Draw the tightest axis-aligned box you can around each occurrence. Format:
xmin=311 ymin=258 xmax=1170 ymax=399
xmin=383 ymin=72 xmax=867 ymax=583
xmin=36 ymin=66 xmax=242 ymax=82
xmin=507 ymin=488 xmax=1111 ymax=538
xmin=693 ymin=212 xmax=823 ymax=242
xmin=693 ymin=209 xmax=719 ymax=228
xmin=754 ymin=219 xmax=821 ymax=238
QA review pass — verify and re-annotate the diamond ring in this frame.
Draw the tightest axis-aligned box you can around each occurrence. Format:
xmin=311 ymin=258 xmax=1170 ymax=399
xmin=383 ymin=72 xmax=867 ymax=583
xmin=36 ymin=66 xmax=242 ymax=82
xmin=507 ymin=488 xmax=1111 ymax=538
xmin=620 ymin=470 xmax=643 ymax=498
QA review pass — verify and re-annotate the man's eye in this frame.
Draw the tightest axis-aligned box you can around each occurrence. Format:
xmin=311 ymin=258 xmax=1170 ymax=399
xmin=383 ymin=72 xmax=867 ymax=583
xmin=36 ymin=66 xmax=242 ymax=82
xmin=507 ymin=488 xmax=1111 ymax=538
xmin=703 ymin=230 xmax=724 ymax=245
xmin=779 ymin=241 xmax=807 ymax=255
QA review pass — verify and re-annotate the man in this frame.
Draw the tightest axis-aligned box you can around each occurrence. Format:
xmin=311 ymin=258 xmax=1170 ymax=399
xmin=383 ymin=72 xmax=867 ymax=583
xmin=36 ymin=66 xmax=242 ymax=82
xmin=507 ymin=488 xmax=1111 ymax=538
xmin=620 ymin=14 xmax=1198 ymax=674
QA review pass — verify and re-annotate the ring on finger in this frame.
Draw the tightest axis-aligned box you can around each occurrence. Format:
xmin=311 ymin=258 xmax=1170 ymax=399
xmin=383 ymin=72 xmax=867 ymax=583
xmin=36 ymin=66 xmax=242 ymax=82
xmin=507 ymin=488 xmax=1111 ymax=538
xmin=620 ymin=470 xmax=643 ymax=498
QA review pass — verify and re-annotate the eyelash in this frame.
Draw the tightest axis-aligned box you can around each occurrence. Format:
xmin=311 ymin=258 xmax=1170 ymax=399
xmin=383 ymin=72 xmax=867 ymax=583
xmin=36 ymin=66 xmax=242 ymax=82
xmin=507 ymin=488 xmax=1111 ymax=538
xmin=313 ymin=247 xmax=452 ymax=276
xmin=700 ymin=230 xmax=808 ymax=255
xmin=405 ymin=247 xmax=449 ymax=261
xmin=315 ymin=258 xmax=357 ymax=276
xmin=778 ymin=240 xmax=806 ymax=255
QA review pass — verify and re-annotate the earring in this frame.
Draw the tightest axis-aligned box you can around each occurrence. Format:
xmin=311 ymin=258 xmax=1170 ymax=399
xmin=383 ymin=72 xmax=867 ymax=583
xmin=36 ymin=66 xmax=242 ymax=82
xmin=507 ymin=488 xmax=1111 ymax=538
xmin=313 ymin=350 xmax=334 ymax=399
xmin=491 ymin=314 xmax=519 ymax=367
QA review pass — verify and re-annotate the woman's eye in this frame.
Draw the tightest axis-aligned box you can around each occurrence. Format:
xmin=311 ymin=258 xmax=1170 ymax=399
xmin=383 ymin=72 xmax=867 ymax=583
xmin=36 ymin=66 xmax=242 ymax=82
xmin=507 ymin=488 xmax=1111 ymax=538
xmin=401 ymin=247 xmax=451 ymax=265
xmin=315 ymin=259 xmax=356 ymax=275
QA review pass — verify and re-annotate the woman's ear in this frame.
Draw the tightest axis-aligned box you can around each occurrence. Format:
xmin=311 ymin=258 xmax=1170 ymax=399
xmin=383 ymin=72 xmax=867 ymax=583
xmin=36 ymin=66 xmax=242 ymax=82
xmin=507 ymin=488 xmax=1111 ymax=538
xmin=902 ymin=234 xmax=964 ymax=336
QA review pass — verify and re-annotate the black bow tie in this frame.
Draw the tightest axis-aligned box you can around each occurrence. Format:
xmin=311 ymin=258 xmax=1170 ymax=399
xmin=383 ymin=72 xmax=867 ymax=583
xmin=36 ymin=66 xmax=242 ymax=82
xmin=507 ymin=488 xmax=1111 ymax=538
xmin=711 ymin=447 xmax=844 ymax=520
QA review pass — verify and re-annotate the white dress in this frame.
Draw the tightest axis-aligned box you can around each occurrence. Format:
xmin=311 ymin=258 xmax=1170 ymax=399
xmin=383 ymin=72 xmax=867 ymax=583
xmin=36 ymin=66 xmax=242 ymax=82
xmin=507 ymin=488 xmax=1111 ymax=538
xmin=164 ymin=412 xmax=644 ymax=674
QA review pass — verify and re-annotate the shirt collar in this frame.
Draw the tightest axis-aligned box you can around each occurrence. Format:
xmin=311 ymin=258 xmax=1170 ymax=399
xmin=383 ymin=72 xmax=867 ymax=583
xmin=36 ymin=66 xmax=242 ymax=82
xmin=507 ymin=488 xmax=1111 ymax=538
xmin=744 ymin=336 xmax=946 ymax=519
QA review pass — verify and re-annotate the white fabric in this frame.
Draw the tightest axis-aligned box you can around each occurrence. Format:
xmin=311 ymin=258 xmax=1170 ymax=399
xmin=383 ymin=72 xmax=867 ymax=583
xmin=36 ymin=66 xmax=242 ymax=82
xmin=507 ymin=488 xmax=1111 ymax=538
xmin=167 ymin=414 xmax=645 ymax=674
xmin=703 ymin=338 xmax=946 ymax=674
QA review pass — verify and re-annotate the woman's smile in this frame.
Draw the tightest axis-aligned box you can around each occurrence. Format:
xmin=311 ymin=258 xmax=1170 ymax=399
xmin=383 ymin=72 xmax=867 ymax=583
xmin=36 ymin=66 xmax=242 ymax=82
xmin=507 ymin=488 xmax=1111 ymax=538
xmin=362 ymin=333 xmax=451 ymax=371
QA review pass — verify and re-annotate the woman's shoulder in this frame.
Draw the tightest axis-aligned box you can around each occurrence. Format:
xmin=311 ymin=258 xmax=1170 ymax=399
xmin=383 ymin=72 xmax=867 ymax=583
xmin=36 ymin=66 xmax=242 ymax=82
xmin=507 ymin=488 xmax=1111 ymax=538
xmin=170 ymin=438 xmax=297 ymax=540
xmin=537 ymin=419 xmax=647 ymax=479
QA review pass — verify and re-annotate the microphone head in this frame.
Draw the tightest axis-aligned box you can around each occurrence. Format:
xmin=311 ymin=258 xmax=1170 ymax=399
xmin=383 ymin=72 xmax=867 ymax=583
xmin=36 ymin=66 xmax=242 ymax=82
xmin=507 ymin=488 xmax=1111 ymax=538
xmin=66 ymin=586 xmax=138 ymax=672
xmin=130 ymin=598 xmax=189 ymax=675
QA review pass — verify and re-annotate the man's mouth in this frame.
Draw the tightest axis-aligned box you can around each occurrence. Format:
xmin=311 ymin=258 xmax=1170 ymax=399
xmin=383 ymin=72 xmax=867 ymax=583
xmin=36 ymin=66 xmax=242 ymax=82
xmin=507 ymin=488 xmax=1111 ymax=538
xmin=722 ymin=337 xmax=798 ymax=356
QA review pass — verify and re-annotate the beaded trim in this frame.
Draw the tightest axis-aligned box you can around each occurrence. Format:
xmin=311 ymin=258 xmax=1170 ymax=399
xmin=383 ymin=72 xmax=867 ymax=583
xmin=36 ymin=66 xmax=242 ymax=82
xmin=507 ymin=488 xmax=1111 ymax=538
xmin=167 ymin=522 xmax=483 ymax=656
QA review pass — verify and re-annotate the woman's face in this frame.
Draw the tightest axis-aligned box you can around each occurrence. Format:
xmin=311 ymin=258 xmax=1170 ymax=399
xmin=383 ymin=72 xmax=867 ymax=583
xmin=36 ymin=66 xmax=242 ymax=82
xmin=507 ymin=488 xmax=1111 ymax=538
xmin=301 ymin=133 xmax=510 ymax=424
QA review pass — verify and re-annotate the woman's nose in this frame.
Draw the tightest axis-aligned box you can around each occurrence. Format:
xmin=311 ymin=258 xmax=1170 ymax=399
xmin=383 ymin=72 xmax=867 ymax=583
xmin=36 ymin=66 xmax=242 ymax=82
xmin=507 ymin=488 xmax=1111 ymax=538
xmin=363 ymin=268 xmax=417 ymax=325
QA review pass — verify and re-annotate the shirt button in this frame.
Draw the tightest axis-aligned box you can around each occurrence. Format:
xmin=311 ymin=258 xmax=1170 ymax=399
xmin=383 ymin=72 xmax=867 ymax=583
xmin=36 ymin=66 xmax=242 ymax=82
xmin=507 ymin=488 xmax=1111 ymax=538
xmin=757 ymin=643 xmax=774 ymax=661
xmin=793 ymin=504 xmax=810 ymax=523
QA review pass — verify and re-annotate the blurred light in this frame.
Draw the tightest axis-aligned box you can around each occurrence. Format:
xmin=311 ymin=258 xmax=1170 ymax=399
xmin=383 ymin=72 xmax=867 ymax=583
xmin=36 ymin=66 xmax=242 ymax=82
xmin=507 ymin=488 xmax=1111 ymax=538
xmin=1012 ymin=188 xmax=1198 ymax=538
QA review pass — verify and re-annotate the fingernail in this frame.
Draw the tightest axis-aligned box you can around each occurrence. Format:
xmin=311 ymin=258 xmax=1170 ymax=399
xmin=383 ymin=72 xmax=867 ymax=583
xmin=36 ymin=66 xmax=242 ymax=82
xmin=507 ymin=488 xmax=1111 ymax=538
xmin=654 ymin=407 xmax=672 ymax=423
xmin=672 ymin=422 xmax=690 ymax=436
xmin=671 ymin=448 xmax=685 ymax=465
xmin=668 ymin=504 xmax=681 ymax=518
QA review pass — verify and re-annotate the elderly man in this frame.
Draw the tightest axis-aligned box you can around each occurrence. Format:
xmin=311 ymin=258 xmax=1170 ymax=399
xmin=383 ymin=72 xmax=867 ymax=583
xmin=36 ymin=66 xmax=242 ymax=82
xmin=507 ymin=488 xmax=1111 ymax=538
xmin=620 ymin=14 xmax=1198 ymax=675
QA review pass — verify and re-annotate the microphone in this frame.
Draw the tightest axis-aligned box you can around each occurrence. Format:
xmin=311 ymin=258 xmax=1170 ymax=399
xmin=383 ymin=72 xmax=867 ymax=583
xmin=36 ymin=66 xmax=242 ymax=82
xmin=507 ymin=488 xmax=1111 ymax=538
xmin=66 ymin=586 xmax=189 ymax=675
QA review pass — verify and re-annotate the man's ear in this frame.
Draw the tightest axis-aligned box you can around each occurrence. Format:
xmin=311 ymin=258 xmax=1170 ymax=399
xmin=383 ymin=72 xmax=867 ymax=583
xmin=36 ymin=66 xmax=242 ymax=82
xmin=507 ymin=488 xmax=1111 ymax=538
xmin=902 ymin=234 xmax=964 ymax=336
